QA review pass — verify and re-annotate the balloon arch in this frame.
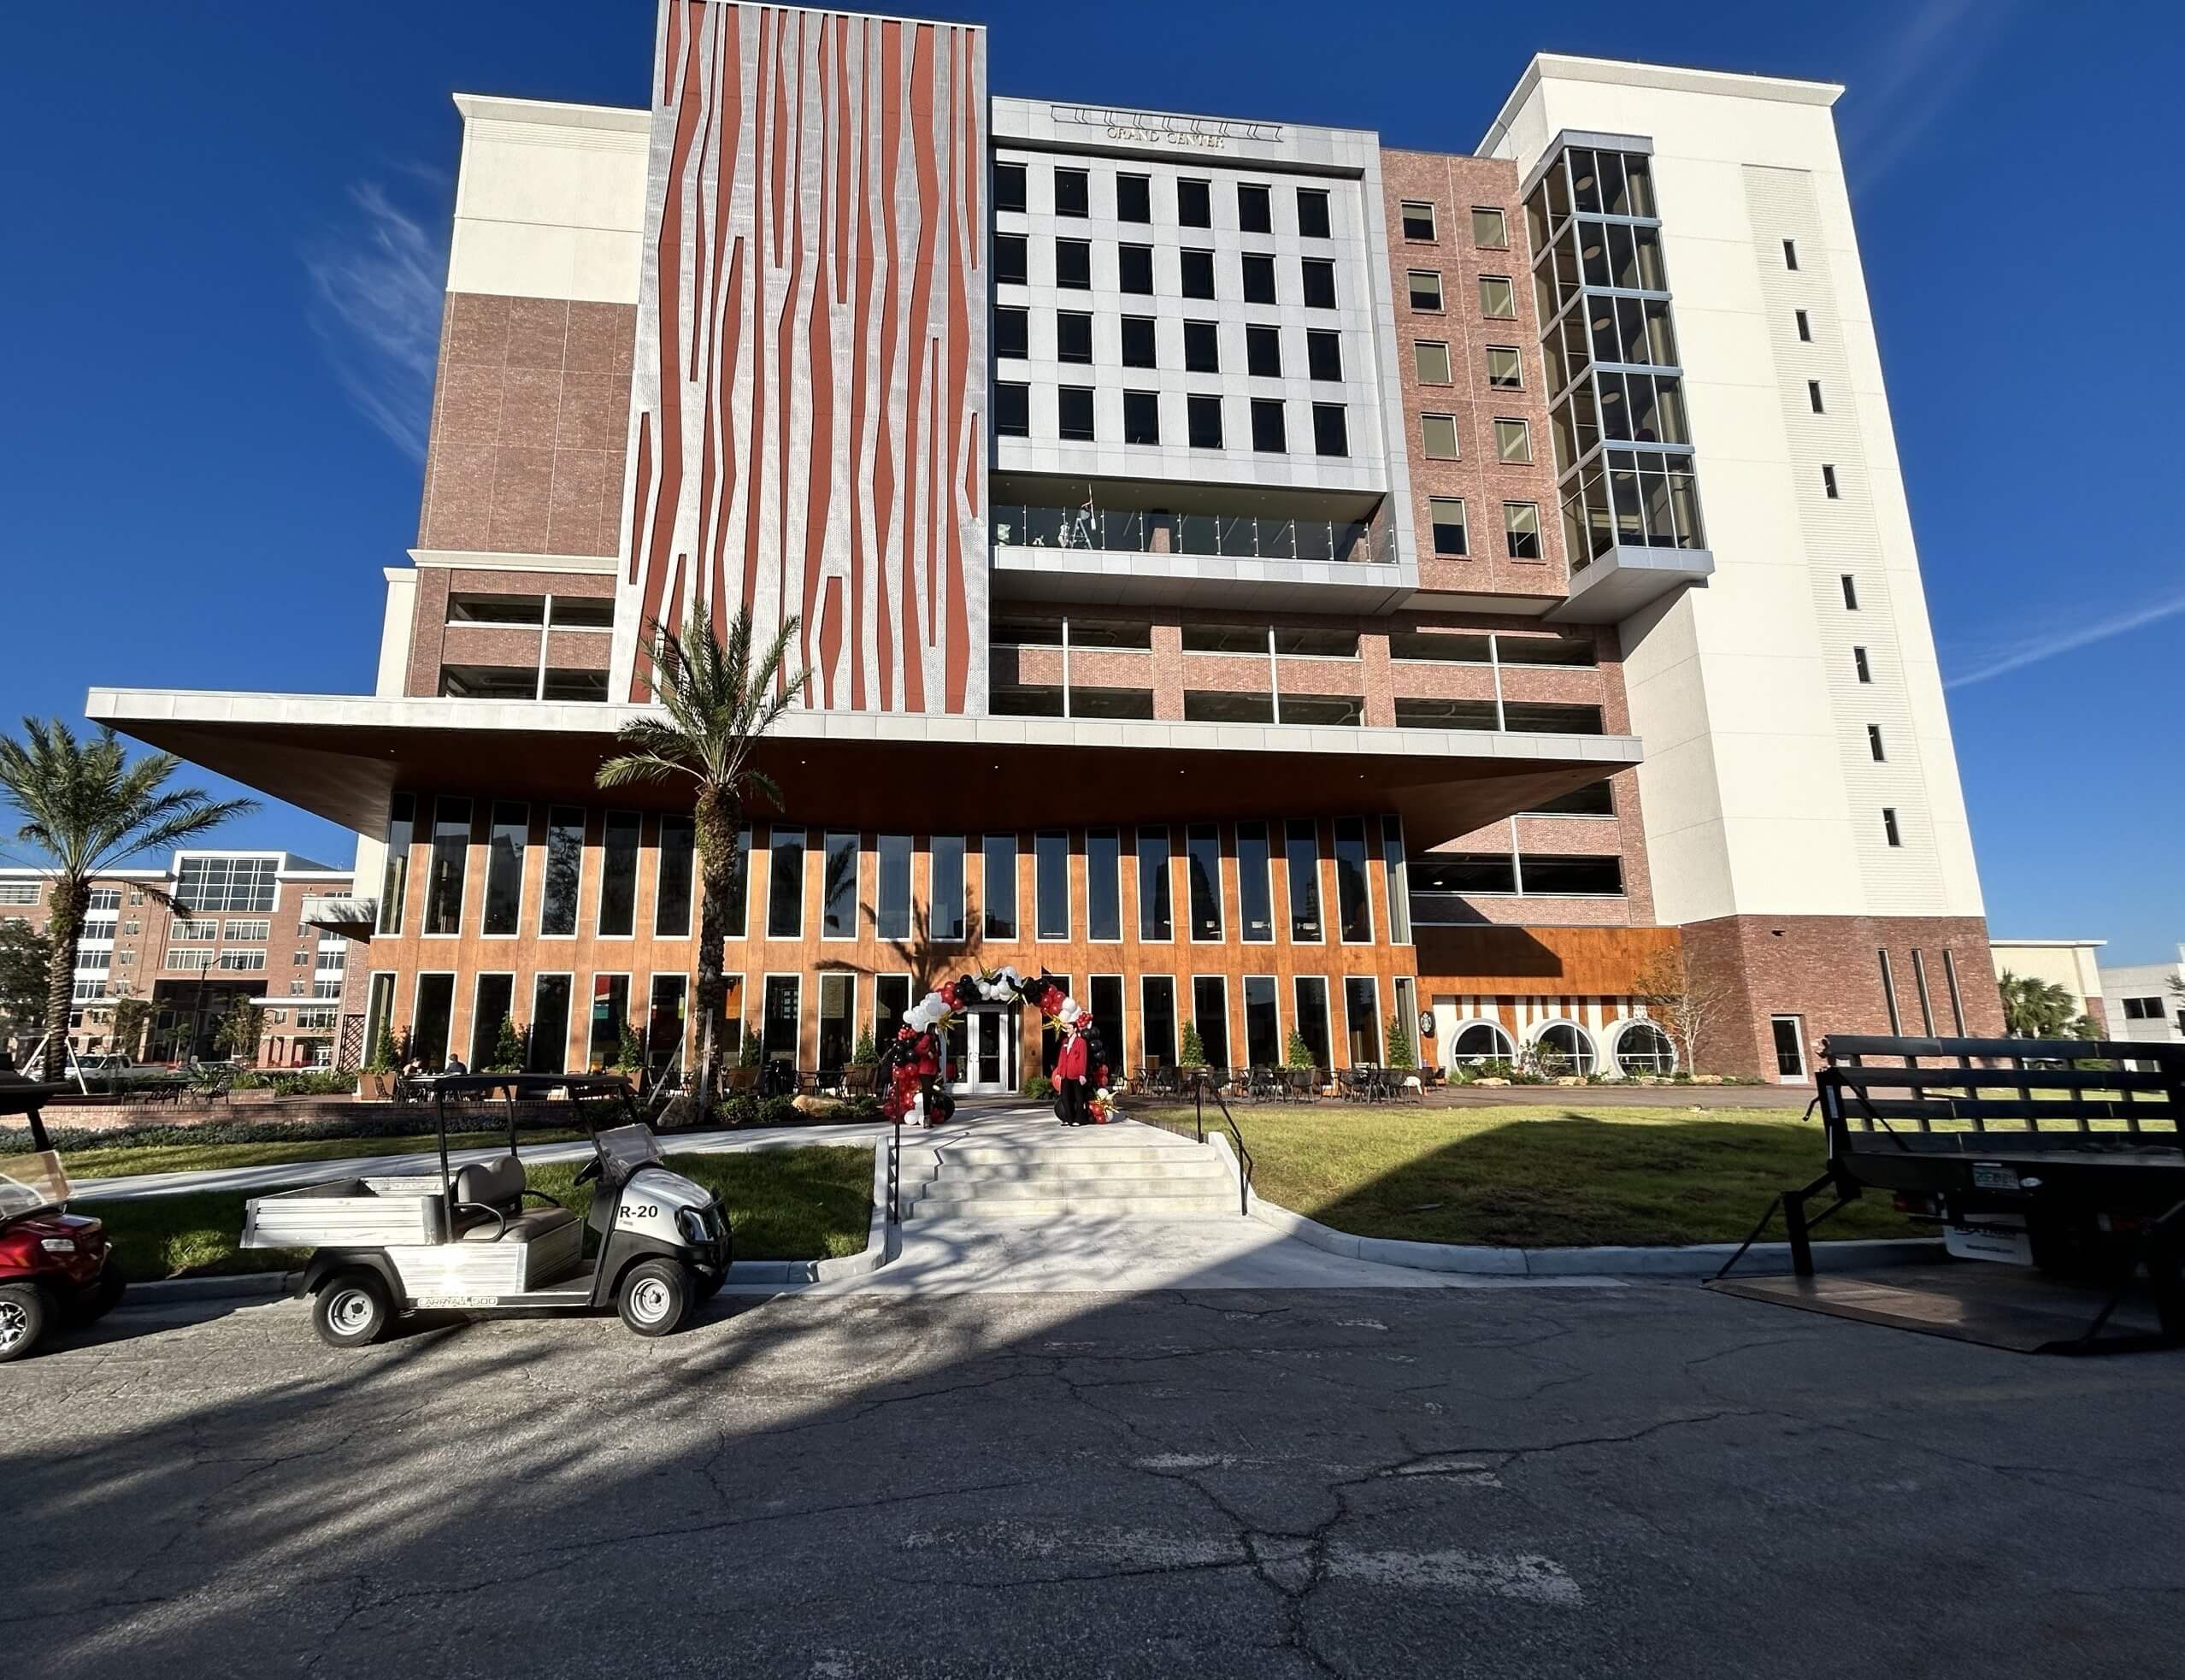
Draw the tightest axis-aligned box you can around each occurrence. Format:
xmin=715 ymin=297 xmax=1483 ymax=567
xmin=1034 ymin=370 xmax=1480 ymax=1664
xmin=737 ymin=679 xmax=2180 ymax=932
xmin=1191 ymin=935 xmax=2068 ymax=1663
xmin=877 ymin=965 xmax=1114 ymax=1123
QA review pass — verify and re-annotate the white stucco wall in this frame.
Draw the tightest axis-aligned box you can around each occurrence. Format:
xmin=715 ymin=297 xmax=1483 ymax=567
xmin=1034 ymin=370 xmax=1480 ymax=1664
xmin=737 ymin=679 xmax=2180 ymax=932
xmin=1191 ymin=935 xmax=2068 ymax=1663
xmin=447 ymin=94 xmax=650 ymax=304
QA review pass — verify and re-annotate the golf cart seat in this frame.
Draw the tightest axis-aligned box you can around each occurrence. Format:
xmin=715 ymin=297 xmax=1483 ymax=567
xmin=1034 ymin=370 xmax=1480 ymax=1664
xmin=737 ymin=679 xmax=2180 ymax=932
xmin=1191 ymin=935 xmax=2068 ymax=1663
xmin=451 ymin=1156 xmax=577 ymax=1244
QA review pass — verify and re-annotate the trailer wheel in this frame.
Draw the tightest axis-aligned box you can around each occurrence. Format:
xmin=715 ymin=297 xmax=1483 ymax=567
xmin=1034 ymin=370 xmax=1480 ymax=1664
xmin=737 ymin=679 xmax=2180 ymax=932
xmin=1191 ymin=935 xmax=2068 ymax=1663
xmin=2028 ymin=1210 xmax=2110 ymax=1285
xmin=617 ymin=1259 xmax=692 ymax=1337
xmin=313 ymin=1271 xmax=392 ymax=1348
xmin=0 ymin=1283 xmax=48 ymax=1364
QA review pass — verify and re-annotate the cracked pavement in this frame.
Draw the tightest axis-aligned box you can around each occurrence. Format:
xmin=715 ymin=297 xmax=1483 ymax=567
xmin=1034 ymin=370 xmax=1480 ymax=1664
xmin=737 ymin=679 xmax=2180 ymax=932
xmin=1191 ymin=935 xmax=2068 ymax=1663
xmin=7 ymin=1280 xmax=2184 ymax=1677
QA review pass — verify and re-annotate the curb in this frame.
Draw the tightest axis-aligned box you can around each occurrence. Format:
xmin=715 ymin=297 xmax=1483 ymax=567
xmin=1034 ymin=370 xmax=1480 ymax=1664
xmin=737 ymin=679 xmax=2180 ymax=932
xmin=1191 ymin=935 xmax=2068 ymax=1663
xmin=1204 ymin=1134 xmax=1944 ymax=1278
xmin=128 ymin=1270 xmax=299 ymax=1303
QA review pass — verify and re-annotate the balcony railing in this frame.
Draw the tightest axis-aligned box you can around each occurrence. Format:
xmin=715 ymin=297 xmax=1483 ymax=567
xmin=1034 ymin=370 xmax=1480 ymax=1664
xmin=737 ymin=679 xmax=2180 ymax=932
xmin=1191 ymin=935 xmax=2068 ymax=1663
xmin=992 ymin=504 xmax=1398 ymax=567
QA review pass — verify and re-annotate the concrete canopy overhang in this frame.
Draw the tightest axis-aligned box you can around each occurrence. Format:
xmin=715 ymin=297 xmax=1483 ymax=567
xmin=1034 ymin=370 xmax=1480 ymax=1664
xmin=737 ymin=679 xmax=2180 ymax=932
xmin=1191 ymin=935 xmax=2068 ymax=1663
xmin=85 ymin=688 xmax=1643 ymax=852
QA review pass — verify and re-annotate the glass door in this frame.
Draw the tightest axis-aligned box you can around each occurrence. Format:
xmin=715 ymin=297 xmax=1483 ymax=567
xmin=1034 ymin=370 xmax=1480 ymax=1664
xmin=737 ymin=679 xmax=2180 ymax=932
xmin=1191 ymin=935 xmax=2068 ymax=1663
xmin=957 ymin=1008 xmax=1016 ymax=1093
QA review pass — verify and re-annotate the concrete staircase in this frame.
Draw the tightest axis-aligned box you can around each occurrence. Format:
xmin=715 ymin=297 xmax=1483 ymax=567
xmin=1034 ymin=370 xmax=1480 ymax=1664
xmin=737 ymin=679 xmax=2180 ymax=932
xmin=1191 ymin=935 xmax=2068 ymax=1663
xmin=907 ymin=1124 xmax=1239 ymax=1220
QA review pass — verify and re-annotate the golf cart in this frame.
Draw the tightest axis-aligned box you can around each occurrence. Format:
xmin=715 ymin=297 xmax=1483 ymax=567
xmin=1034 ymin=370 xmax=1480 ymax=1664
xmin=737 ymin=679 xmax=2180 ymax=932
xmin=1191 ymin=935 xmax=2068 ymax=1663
xmin=0 ymin=1081 xmax=127 ymax=1363
xmin=242 ymin=1072 xmax=732 ymax=1348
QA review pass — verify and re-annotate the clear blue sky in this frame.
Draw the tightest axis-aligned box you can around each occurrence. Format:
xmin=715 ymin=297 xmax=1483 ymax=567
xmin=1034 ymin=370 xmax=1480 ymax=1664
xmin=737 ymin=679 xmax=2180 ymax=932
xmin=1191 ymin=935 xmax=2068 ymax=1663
xmin=3 ymin=1 xmax=2177 ymax=959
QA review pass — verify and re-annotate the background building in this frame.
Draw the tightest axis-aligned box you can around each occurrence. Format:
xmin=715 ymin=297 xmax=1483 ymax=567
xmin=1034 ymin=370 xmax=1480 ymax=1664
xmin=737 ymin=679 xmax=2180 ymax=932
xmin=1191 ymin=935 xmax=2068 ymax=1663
xmin=87 ymin=5 xmax=2001 ymax=1084
xmin=1989 ymin=937 xmax=2107 ymax=1034
xmin=2100 ymin=946 xmax=2185 ymax=1052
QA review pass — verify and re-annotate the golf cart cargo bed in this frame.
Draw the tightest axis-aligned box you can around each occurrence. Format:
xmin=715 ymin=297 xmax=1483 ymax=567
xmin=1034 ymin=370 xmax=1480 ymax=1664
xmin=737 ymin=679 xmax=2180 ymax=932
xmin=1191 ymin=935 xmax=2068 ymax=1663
xmin=244 ymin=1179 xmax=446 ymax=1248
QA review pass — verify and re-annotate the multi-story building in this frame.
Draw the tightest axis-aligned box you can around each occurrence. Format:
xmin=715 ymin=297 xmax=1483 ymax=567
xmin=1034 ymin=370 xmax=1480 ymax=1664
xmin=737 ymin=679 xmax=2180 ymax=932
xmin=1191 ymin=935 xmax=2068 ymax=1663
xmin=2100 ymin=946 xmax=2185 ymax=1052
xmin=1989 ymin=938 xmax=2108 ymax=1035
xmin=0 ymin=852 xmax=356 ymax=1066
xmin=86 ymin=8 xmax=2002 ymax=1087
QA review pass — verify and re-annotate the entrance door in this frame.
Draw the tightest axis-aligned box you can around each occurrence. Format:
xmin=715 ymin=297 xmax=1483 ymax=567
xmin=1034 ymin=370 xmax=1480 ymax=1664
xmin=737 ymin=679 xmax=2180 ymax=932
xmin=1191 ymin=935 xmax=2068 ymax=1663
xmin=955 ymin=1007 xmax=1016 ymax=1094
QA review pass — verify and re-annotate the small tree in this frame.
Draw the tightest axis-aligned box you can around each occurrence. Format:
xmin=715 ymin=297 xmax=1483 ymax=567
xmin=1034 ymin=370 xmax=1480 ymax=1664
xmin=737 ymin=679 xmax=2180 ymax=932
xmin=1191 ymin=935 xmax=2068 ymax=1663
xmin=109 ymin=995 xmax=152 ymax=1060
xmin=489 ymin=1015 xmax=526 ymax=1071
xmin=213 ymin=995 xmax=264 ymax=1063
xmin=851 ymin=1026 xmax=879 ymax=1067
xmin=1384 ymin=1011 xmax=1416 ymax=1070
xmin=364 ymin=1016 xmax=399 ymax=1074
xmin=1179 ymin=1020 xmax=1207 ymax=1066
xmin=1285 ymin=1029 xmax=1316 ymax=1070
xmin=615 ymin=1018 xmax=645 ymax=1072
xmin=737 ymin=1023 xmax=763 ymax=1069
xmin=1631 ymin=946 xmax=1733 ymax=1076
xmin=1999 ymin=970 xmax=2094 ymax=1040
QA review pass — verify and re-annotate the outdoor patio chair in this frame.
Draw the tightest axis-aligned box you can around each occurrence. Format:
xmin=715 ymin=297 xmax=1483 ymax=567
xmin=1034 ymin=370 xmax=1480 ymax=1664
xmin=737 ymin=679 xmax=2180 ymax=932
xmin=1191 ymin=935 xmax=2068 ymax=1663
xmin=842 ymin=1065 xmax=876 ymax=1099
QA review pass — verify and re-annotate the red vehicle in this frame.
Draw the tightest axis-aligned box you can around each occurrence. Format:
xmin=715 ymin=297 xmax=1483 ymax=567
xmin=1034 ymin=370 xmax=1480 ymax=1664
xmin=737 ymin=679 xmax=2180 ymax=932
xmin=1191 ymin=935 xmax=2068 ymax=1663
xmin=1 ymin=1080 xmax=126 ymax=1362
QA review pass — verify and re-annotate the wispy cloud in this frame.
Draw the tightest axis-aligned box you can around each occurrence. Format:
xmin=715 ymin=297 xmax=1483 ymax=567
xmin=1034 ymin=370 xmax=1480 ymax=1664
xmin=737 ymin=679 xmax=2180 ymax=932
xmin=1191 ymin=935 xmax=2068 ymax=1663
xmin=1945 ymin=584 xmax=2185 ymax=689
xmin=1839 ymin=0 xmax=2024 ymax=192
xmin=303 ymin=179 xmax=448 ymax=462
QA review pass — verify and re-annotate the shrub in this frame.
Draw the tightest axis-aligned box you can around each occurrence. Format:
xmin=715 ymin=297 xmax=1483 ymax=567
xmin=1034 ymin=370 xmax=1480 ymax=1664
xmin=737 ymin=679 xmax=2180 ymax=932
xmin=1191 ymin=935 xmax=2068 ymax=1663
xmin=1020 ymin=1069 xmax=1054 ymax=1099
xmin=488 ymin=1016 xmax=526 ymax=1073
xmin=1285 ymin=1031 xmax=1316 ymax=1070
xmin=851 ymin=1028 xmax=879 ymax=1068
xmin=1384 ymin=1011 xmax=1416 ymax=1071
xmin=737 ymin=1026 xmax=763 ymax=1069
xmin=615 ymin=1020 xmax=645 ymax=1073
xmin=364 ymin=1017 xmax=399 ymax=1075
xmin=1179 ymin=1022 xmax=1206 ymax=1066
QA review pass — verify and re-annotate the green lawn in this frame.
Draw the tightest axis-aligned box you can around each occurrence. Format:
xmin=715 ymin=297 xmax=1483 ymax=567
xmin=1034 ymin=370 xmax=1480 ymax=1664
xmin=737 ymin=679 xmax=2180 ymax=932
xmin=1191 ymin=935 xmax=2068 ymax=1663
xmin=1143 ymin=1103 xmax=1917 ymax=1248
xmin=86 ymin=1145 xmax=874 ymax=1281
xmin=67 ymin=1129 xmax=588 ymax=1181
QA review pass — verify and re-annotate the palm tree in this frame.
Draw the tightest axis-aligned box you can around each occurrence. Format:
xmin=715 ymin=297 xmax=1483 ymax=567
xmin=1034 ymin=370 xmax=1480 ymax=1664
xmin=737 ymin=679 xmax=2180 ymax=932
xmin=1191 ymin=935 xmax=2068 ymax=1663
xmin=1998 ymin=970 xmax=2092 ymax=1040
xmin=598 ymin=604 xmax=806 ymax=1115
xmin=0 ymin=720 xmax=256 ymax=1076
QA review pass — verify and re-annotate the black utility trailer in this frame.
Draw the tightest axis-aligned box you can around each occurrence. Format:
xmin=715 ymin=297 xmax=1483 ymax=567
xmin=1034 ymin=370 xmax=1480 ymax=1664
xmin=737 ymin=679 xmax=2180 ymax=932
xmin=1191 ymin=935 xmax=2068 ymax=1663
xmin=1712 ymin=1035 xmax=2185 ymax=1351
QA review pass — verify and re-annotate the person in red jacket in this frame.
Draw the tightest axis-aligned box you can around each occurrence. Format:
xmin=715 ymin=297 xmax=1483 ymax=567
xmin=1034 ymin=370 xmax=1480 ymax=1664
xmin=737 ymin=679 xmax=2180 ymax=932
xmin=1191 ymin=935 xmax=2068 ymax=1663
xmin=1052 ymin=1018 xmax=1092 ymax=1126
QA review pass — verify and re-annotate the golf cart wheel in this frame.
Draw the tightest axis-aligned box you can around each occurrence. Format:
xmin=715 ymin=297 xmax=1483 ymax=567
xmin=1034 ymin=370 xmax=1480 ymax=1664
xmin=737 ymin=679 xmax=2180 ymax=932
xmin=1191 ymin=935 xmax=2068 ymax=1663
xmin=617 ymin=1258 xmax=692 ymax=1337
xmin=0 ymin=1282 xmax=48 ymax=1364
xmin=313 ymin=1271 xmax=392 ymax=1349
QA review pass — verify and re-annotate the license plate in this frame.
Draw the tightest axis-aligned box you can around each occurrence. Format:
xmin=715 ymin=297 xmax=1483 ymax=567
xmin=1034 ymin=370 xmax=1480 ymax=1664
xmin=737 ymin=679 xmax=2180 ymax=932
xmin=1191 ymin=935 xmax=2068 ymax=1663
xmin=1970 ymin=1163 xmax=2020 ymax=1191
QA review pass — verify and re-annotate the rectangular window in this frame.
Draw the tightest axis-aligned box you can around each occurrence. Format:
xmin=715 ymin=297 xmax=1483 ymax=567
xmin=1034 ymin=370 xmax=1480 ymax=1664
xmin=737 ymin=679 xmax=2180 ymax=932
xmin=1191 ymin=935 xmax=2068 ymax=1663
xmin=995 ymin=305 xmax=1028 ymax=360
xmin=1471 ymin=206 xmax=1508 ymax=247
xmin=875 ymin=974 xmax=911 ymax=1038
xmin=1120 ymin=315 xmax=1157 ymax=368
xmin=1486 ymin=345 xmax=1523 ymax=389
xmin=931 ymin=834 xmax=966 ymax=942
xmin=646 ymin=973 xmax=687 ymax=1074
xmin=995 ymin=232 xmax=1027 ymax=286
xmin=1119 ymin=243 xmax=1154 ymax=295
xmin=1344 ymin=976 xmax=1381 ymax=1065
xmin=1312 ymin=404 xmax=1348 ymax=457
xmin=1117 ymin=173 xmax=1151 ymax=223
xmin=1193 ymin=976 xmax=1230 ymax=1068
xmin=1293 ymin=976 xmax=1331 ymax=1067
xmin=761 ymin=974 xmax=800 ymax=1066
xmin=1782 ymin=238 xmax=1799 ymax=270
xmin=1882 ymin=808 xmax=1902 ymax=848
xmin=722 ymin=825 xmax=751 ymax=938
xmin=1183 ymin=320 xmax=1219 ymax=374
xmin=1333 ymin=816 xmax=1372 ymax=943
xmin=654 ymin=812 xmax=694 ymax=938
xmin=1305 ymin=328 xmax=1342 ymax=382
xmin=818 ymin=972 xmax=855 ymax=1077
xmin=366 ymin=973 xmax=398 ymax=1062
xmin=1823 ymin=464 xmax=1840 ymax=499
xmin=1058 ymin=386 xmax=1095 ymax=442
xmin=1055 ymin=238 xmax=1091 ymax=290
xmin=1237 ymin=182 xmax=1272 ymax=233
xmin=1381 ymin=815 xmax=1411 ymax=946
xmin=597 ymin=811 xmax=640 ymax=936
xmin=527 ymin=974 xmax=571 ymax=1072
xmin=995 ymin=381 xmax=1029 ymax=438
xmin=1185 ymin=692 xmax=1273 ymax=724
xmin=1808 ymin=380 xmax=1825 ymax=414
xmin=1852 ymin=645 xmax=1871 ymax=683
xmin=1137 ymin=826 xmax=1172 ymax=941
xmin=993 ymin=160 xmax=1026 ymax=213
xmin=1057 ymin=310 xmax=1093 ymax=363
xmin=1177 ymin=177 xmax=1211 ymax=227
xmin=1187 ymin=394 xmax=1223 ymax=449
xmin=1478 ymin=275 xmax=1517 ymax=318
xmin=1504 ymin=502 xmax=1542 ymax=559
xmin=1795 ymin=308 xmax=1811 ymax=342
xmin=411 ymin=973 xmax=456 ymax=1070
xmin=481 ymin=801 xmax=527 ymax=936
xmin=1243 ymin=976 xmax=1280 ymax=1067
xmin=1246 ymin=324 xmax=1281 ymax=379
xmin=1184 ymin=823 xmax=1222 ymax=941
xmin=1428 ymin=498 xmax=1467 ymax=557
xmin=1181 ymin=248 xmax=1216 ymax=299
xmin=422 ymin=796 xmax=471 ymax=936
xmin=1141 ymin=976 xmax=1177 ymax=1068
xmin=1407 ymin=269 xmax=1443 ymax=311
xmin=1053 ymin=166 xmax=1088 ymax=218
xmin=540 ymin=805 xmax=585 ymax=936
xmin=876 ymin=834 xmax=911 ymax=940
xmin=1089 ymin=975 xmax=1125 ymax=1065
xmin=1841 ymin=574 xmax=1860 ymax=610
xmin=822 ymin=830 xmax=859 ymax=940
xmin=1035 ymin=831 xmax=1069 ymax=940
xmin=1250 ymin=398 xmax=1286 ymax=453
xmin=981 ymin=833 xmax=1017 ymax=940
xmin=586 ymin=972 xmax=630 ymax=1070
xmin=1494 ymin=417 xmax=1533 ymax=463
xmin=767 ymin=827 xmax=805 ymax=939
xmin=1123 ymin=390 xmax=1160 ymax=446
xmin=1868 ymin=724 xmax=1887 ymax=763
xmin=1401 ymin=201 xmax=1436 ymax=241
xmin=468 ymin=973 xmax=515 ymax=1070
xmin=1420 ymin=413 xmax=1459 ymax=459
xmin=1296 ymin=187 xmax=1330 ymax=239
xmin=1286 ymin=819 xmax=1322 ymax=941
xmin=1085 ymin=828 xmax=1123 ymax=941
xmin=1300 ymin=259 xmax=1336 ymax=309
xmin=1234 ymin=821 xmax=1273 ymax=943
xmin=1413 ymin=340 xmax=1452 ymax=384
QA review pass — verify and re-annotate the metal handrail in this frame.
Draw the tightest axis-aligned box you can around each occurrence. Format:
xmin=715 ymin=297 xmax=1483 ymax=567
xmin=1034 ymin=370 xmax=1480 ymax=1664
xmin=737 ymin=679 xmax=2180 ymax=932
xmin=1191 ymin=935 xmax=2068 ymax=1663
xmin=1193 ymin=1080 xmax=1256 ymax=1218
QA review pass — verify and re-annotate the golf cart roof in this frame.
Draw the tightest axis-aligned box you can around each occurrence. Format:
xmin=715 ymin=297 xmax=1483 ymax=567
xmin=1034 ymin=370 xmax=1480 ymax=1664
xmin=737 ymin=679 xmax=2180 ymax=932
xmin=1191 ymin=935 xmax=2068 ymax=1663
xmin=421 ymin=1072 xmax=635 ymax=1098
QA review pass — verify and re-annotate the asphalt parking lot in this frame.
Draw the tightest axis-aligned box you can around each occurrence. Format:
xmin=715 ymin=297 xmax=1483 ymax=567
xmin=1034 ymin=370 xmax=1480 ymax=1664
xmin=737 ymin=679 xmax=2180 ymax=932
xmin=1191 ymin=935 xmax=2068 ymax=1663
xmin=8 ymin=1280 xmax=2184 ymax=1678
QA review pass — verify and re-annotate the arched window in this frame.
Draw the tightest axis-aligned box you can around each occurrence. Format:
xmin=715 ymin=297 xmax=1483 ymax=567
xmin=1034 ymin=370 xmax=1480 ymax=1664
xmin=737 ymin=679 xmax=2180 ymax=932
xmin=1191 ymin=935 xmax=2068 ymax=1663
xmin=1612 ymin=1020 xmax=1676 ymax=1076
xmin=1529 ymin=1020 xmax=1596 ymax=1076
xmin=1449 ymin=1020 xmax=1515 ymax=1067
